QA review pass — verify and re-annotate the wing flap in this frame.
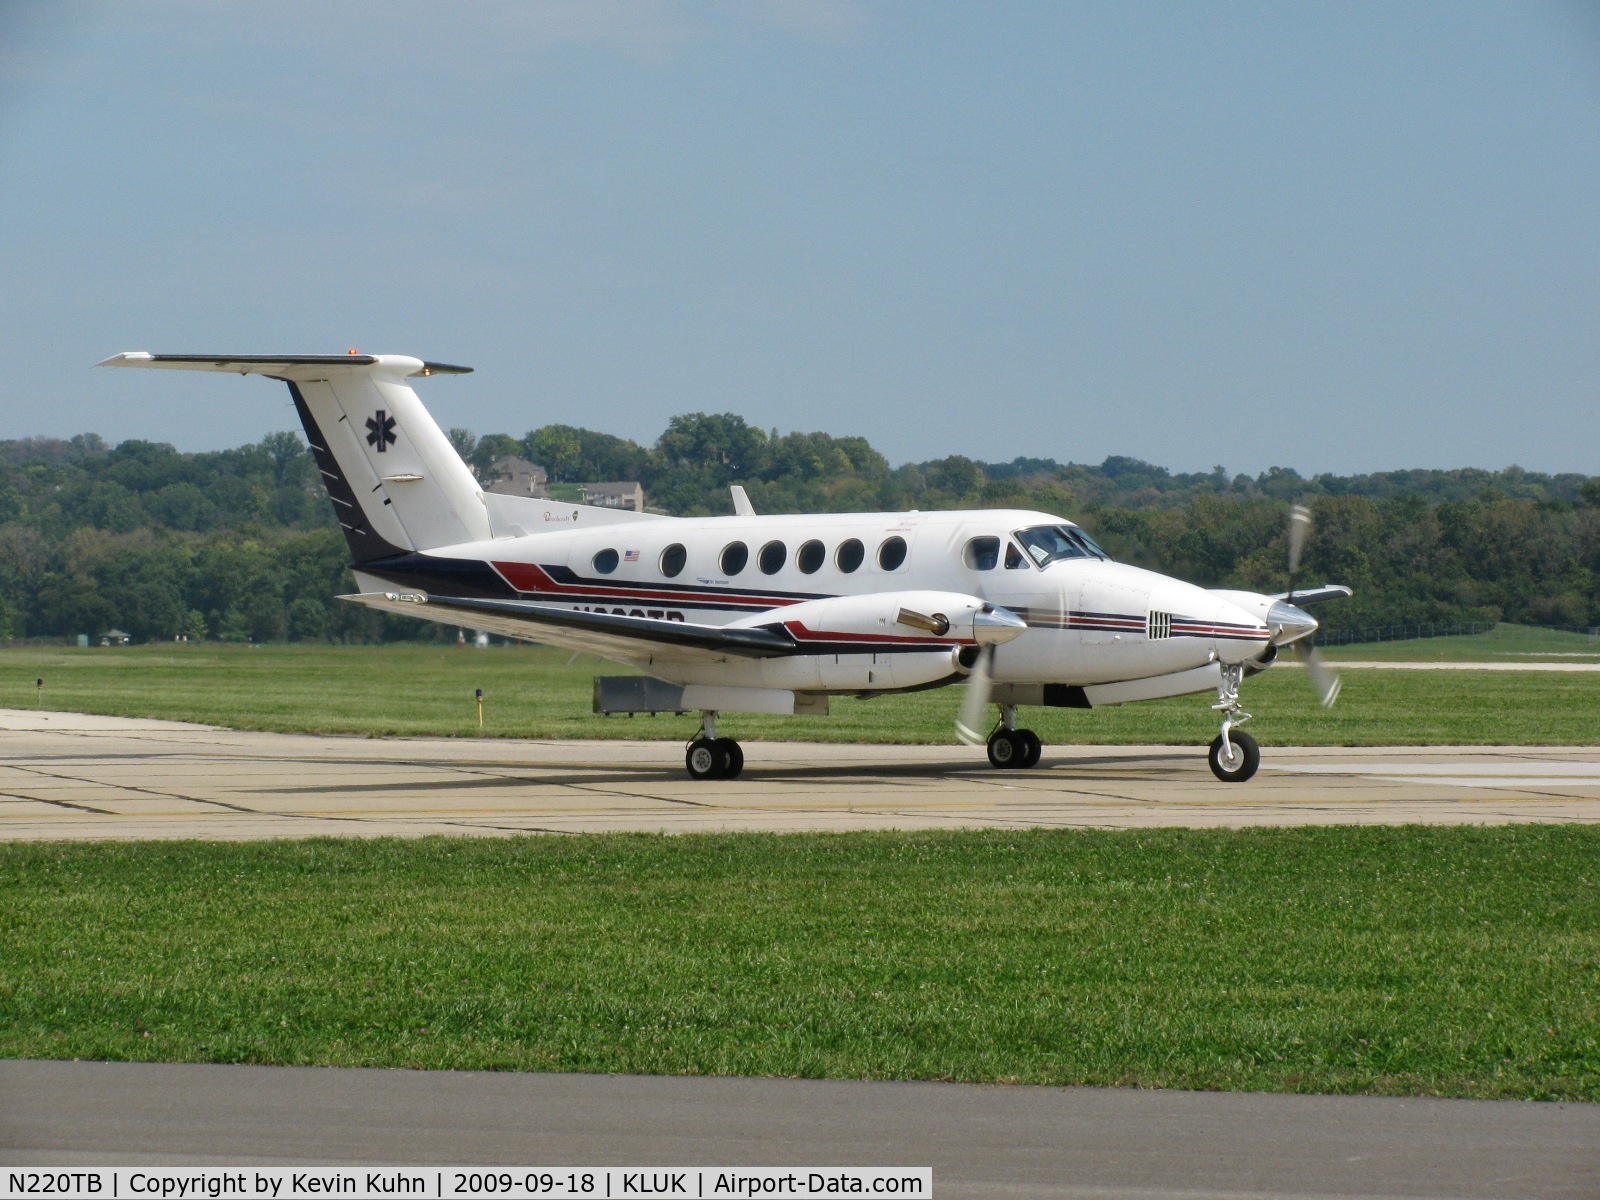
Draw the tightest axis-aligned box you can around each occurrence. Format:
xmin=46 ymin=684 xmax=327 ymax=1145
xmin=340 ymin=592 xmax=795 ymax=661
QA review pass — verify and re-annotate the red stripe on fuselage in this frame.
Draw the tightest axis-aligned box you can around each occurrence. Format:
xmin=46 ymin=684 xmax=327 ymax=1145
xmin=490 ymin=560 xmax=803 ymax=610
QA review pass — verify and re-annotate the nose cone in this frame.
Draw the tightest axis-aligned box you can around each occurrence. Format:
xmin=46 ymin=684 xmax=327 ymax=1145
xmin=1267 ymin=600 xmax=1318 ymax=646
xmin=974 ymin=604 xmax=1028 ymax=646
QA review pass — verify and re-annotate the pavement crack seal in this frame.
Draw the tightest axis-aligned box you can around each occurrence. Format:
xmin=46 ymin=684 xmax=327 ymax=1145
xmin=562 ymin=781 xmax=714 ymax=808
xmin=4 ymin=762 xmax=381 ymax=827
xmin=0 ymin=789 xmax=116 ymax=815
xmin=437 ymin=820 xmax=579 ymax=835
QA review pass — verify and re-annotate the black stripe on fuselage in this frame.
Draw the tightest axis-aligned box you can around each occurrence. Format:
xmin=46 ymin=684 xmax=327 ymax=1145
xmin=285 ymin=381 xmax=407 ymax=565
xmin=360 ymin=553 xmax=519 ymax=598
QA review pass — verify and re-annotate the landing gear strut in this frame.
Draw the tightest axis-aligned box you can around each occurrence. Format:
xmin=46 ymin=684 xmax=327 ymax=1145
xmin=986 ymin=704 xmax=1043 ymax=770
xmin=1208 ymin=663 xmax=1260 ymax=782
xmin=685 ymin=711 xmax=744 ymax=781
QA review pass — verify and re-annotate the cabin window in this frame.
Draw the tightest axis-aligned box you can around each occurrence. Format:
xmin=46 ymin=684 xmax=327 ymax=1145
xmin=759 ymin=540 xmax=787 ymax=574
xmin=963 ymin=536 xmax=1000 ymax=571
xmin=720 ymin=541 xmax=749 ymax=575
xmin=878 ymin=536 xmax=908 ymax=571
xmin=797 ymin=539 xmax=825 ymax=574
xmin=1005 ymin=541 xmax=1029 ymax=569
xmin=836 ymin=538 xmax=865 ymax=573
xmin=660 ymin=543 xmax=687 ymax=578
xmin=593 ymin=548 xmax=620 ymax=574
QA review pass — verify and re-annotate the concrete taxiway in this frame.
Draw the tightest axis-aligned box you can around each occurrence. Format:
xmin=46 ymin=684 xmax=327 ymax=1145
xmin=3 ymin=1060 xmax=1597 ymax=1198
xmin=4 ymin=709 xmax=1600 ymax=839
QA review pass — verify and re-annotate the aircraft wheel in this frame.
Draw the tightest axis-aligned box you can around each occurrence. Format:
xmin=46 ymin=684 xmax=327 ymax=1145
xmin=1208 ymin=730 xmax=1260 ymax=783
xmin=686 ymin=737 xmax=729 ymax=781
xmin=717 ymin=738 xmax=744 ymax=780
xmin=1016 ymin=729 xmax=1043 ymax=769
xmin=986 ymin=729 xmax=1025 ymax=769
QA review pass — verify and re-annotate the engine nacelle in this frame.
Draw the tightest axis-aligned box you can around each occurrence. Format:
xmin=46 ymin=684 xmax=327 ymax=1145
xmin=728 ymin=590 xmax=1025 ymax=650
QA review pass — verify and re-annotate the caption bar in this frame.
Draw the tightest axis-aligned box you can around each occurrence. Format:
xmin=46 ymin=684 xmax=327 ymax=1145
xmin=3 ymin=1171 xmax=930 ymax=1200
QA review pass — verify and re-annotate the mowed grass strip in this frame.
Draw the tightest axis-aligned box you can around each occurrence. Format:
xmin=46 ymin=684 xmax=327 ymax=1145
xmin=1325 ymin=623 xmax=1600 ymax=662
xmin=3 ymin=643 xmax=1598 ymax=745
xmin=3 ymin=828 xmax=1597 ymax=1099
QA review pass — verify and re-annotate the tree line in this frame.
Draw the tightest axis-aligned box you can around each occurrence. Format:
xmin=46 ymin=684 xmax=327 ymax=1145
xmin=1 ymin=416 xmax=1596 ymax=643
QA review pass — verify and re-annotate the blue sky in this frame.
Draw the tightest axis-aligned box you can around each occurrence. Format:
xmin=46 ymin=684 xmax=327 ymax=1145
xmin=2 ymin=1 xmax=1597 ymax=476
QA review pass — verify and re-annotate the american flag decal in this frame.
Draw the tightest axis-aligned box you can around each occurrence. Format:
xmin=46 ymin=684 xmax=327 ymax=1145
xmin=623 ymin=549 xmax=639 ymax=562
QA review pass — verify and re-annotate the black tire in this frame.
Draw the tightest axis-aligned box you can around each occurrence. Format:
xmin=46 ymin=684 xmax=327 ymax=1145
xmin=718 ymin=738 xmax=744 ymax=780
xmin=987 ymin=729 xmax=1024 ymax=769
xmin=1208 ymin=730 xmax=1260 ymax=782
xmin=1017 ymin=729 xmax=1043 ymax=769
xmin=686 ymin=738 xmax=728 ymax=780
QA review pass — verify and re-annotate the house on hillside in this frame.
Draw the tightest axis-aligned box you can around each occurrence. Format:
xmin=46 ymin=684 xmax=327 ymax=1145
xmin=581 ymin=481 xmax=645 ymax=512
xmin=483 ymin=455 xmax=549 ymax=499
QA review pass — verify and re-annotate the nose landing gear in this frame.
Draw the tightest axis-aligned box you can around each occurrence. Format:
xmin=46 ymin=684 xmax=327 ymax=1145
xmin=986 ymin=705 xmax=1043 ymax=770
xmin=1208 ymin=663 xmax=1260 ymax=782
xmin=685 ymin=711 xmax=744 ymax=781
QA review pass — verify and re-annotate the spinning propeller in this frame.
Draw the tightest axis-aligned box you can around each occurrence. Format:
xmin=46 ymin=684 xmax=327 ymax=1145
xmin=955 ymin=643 xmax=994 ymax=745
xmin=954 ymin=606 xmax=1026 ymax=745
xmin=1276 ymin=503 xmax=1341 ymax=707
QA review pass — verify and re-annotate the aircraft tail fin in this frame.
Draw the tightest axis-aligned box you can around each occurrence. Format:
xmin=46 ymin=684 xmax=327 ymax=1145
xmin=99 ymin=353 xmax=490 ymax=563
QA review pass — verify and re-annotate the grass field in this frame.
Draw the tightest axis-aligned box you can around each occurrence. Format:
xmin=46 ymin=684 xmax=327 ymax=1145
xmin=2 ymin=640 xmax=1597 ymax=745
xmin=2 ymin=828 xmax=1596 ymax=1099
xmin=1326 ymin=623 xmax=1600 ymax=662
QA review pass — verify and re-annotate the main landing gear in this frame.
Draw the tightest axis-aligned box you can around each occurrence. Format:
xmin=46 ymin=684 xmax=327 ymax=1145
xmin=685 ymin=711 xmax=744 ymax=781
xmin=1208 ymin=662 xmax=1260 ymax=782
xmin=986 ymin=705 xmax=1043 ymax=770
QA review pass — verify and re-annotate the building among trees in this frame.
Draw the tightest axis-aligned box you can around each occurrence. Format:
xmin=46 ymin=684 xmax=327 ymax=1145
xmin=581 ymin=481 xmax=646 ymax=512
xmin=482 ymin=455 xmax=549 ymax=499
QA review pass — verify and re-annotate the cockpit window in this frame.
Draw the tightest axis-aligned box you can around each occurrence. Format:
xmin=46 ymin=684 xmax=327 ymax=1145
xmin=1015 ymin=524 xmax=1111 ymax=566
xmin=1070 ymin=527 xmax=1110 ymax=559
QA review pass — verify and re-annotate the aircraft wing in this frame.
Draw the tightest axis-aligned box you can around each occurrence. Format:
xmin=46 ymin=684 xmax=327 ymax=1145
xmin=341 ymin=591 xmax=795 ymax=662
xmin=1268 ymin=585 xmax=1353 ymax=606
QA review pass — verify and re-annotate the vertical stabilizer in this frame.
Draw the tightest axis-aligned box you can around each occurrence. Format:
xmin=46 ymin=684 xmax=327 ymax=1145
xmin=98 ymin=353 xmax=491 ymax=562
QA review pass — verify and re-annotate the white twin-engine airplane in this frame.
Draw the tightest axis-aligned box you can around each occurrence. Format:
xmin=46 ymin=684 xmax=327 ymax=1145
xmin=103 ymin=352 xmax=1350 ymax=783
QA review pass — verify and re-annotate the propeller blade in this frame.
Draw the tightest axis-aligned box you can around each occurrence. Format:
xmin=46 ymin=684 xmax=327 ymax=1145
xmin=955 ymin=646 xmax=994 ymax=745
xmin=1287 ymin=503 xmax=1311 ymax=577
xmin=1296 ymin=640 xmax=1341 ymax=708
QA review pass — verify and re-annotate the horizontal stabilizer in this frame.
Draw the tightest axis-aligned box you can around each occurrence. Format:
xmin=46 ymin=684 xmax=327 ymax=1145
xmin=98 ymin=352 xmax=470 ymax=378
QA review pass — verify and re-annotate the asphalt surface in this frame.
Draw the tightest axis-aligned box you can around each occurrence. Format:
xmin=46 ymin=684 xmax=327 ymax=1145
xmin=2 ymin=1061 xmax=1596 ymax=1199
xmin=3 ymin=709 xmax=1600 ymax=839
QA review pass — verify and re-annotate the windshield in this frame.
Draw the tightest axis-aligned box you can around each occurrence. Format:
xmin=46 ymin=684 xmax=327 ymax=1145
xmin=1015 ymin=524 xmax=1112 ymax=566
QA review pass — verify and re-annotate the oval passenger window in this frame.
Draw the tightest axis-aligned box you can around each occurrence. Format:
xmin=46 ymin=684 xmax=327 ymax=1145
xmin=963 ymin=536 xmax=1000 ymax=570
xmin=593 ymin=548 xmax=620 ymax=574
xmin=660 ymin=543 xmax=687 ymax=578
xmin=796 ymin=540 xmax=825 ymax=574
xmin=758 ymin=541 xmax=787 ymax=575
xmin=835 ymin=538 xmax=865 ymax=573
xmin=878 ymin=536 xmax=907 ymax=571
xmin=720 ymin=541 xmax=749 ymax=575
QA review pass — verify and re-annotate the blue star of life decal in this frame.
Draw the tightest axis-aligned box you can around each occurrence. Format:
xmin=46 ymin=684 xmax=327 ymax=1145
xmin=365 ymin=409 xmax=397 ymax=452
